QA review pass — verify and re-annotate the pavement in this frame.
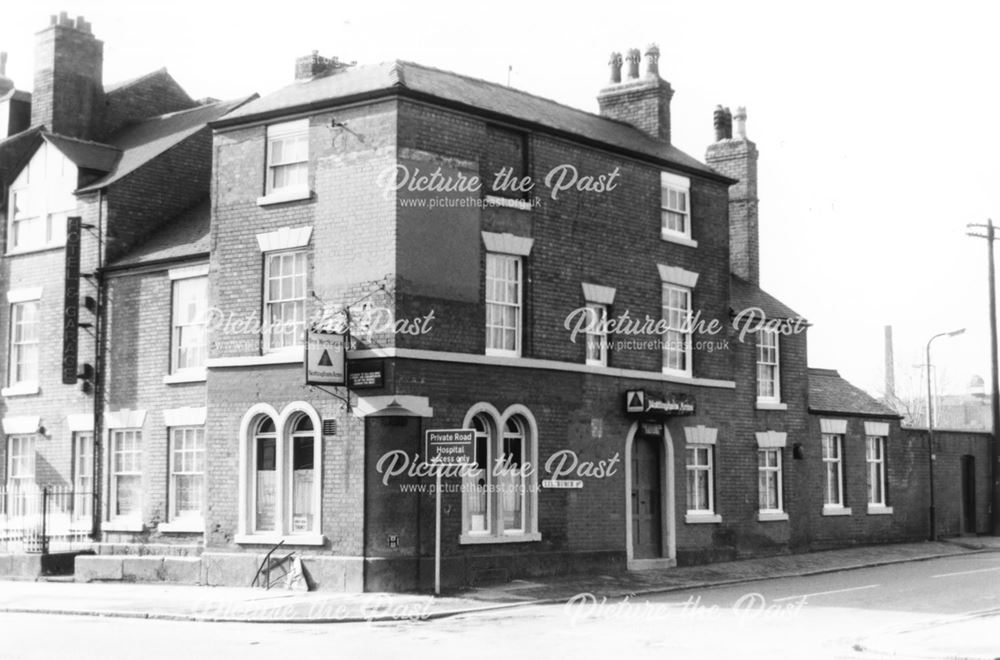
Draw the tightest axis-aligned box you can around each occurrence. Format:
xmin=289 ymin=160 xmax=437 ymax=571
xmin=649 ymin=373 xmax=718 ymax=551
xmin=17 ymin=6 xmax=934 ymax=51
xmin=0 ymin=538 xmax=996 ymax=642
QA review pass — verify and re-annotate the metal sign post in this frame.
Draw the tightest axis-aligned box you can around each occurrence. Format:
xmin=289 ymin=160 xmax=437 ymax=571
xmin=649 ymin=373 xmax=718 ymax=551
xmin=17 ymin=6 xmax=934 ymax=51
xmin=424 ymin=428 xmax=474 ymax=596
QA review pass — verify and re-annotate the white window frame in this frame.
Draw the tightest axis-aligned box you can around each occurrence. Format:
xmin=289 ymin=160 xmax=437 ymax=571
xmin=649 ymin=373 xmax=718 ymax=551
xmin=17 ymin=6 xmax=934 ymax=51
xmin=263 ymin=249 xmax=307 ymax=354
xmin=756 ymin=329 xmax=780 ymax=403
xmin=72 ymin=432 xmax=93 ymax=525
xmin=7 ymin=435 xmax=36 ymax=488
xmin=822 ymin=433 xmax=848 ymax=512
xmin=8 ymin=299 xmax=40 ymax=391
xmin=685 ymin=444 xmax=714 ymax=515
xmin=168 ymin=427 xmax=206 ymax=525
xmin=237 ymin=403 xmax=324 ymax=545
xmin=758 ymin=448 xmax=783 ymax=514
xmin=584 ymin=302 xmax=608 ymax=366
xmin=170 ymin=274 xmax=208 ymax=375
xmin=264 ymin=119 xmax=309 ymax=199
xmin=109 ymin=429 xmax=142 ymax=522
xmin=662 ymin=283 xmax=692 ymax=377
xmin=660 ymin=171 xmax=693 ymax=244
xmin=866 ymin=435 xmax=888 ymax=507
xmin=485 ymin=252 xmax=523 ymax=358
xmin=459 ymin=403 xmax=541 ymax=544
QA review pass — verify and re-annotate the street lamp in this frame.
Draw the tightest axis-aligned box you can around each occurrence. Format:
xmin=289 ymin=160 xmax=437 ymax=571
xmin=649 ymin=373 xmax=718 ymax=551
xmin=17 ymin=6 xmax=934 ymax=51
xmin=926 ymin=327 xmax=966 ymax=541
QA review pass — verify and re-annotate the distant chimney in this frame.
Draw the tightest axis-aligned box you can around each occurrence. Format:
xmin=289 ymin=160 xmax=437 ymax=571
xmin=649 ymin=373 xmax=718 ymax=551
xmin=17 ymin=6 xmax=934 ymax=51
xmin=884 ymin=325 xmax=896 ymax=403
xmin=0 ymin=52 xmax=13 ymax=95
xmin=598 ymin=43 xmax=674 ymax=143
xmin=295 ymin=51 xmax=351 ymax=80
xmin=706 ymin=105 xmax=758 ymax=283
xmin=31 ymin=12 xmax=104 ymax=139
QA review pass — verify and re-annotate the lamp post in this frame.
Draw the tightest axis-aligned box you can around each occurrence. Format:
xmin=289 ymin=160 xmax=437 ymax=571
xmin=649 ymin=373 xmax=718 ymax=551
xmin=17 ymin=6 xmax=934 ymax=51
xmin=967 ymin=221 xmax=1000 ymax=536
xmin=926 ymin=328 xmax=966 ymax=541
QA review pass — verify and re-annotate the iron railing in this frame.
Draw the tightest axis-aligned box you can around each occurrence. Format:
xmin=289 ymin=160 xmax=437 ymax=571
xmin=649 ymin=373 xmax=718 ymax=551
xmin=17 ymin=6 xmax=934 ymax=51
xmin=0 ymin=485 xmax=94 ymax=554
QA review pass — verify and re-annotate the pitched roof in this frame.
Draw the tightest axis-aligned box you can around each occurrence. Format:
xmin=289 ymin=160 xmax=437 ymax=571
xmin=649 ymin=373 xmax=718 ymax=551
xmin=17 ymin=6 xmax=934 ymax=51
xmin=729 ymin=275 xmax=804 ymax=321
xmin=0 ymin=125 xmax=43 ymax=188
xmin=809 ymin=368 xmax=900 ymax=418
xmin=107 ymin=198 xmax=209 ymax=269
xmin=215 ymin=60 xmax=728 ymax=181
xmin=42 ymin=133 xmax=120 ymax=171
xmin=78 ymin=96 xmax=254 ymax=192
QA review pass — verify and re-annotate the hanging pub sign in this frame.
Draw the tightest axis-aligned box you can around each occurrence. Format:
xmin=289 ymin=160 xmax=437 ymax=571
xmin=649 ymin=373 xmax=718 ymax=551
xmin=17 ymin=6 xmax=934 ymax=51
xmin=624 ymin=390 xmax=695 ymax=417
xmin=305 ymin=329 xmax=346 ymax=385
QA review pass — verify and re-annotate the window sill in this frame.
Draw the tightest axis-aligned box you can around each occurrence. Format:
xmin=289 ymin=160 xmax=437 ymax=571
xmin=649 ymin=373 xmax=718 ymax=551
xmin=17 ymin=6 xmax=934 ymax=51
xmin=158 ymin=519 xmax=205 ymax=533
xmin=757 ymin=511 xmax=789 ymax=522
xmin=756 ymin=401 xmax=787 ymax=411
xmin=585 ymin=359 xmax=608 ymax=368
xmin=484 ymin=195 xmax=533 ymax=211
xmin=662 ymin=368 xmax=693 ymax=379
xmin=234 ymin=533 xmax=326 ymax=546
xmin=256 ymin=187 xmax=312 ymax=207
xmin=867 ymin=505 xmax=894 ymax=516
xmin=163 ymin=370 xmax=207 ymax=385
xmin=822 ymin=506 xmax=853 ymax=517
xmin=1 ymin=383 xmax=39 ymax=397
xmin=207 ymin=349 xmax=304 ymax=368
xmin=684 ymin=513 xmax=722 ymax=524
xmin=459 ymin=531 xmax=542 ymax=545
xmin=5 ymin=243 xmax=67 ymax=257
xmin=103 ymin=519 xmax=144 ymax=532
xmin=485 ymin=348 xmax=521 ymax=359
xmin=660 ymin=232 xmax=698 ymax=248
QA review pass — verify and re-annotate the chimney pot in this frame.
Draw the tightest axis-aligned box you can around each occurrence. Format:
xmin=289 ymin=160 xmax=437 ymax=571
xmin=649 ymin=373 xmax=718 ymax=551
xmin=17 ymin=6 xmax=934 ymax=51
xmin=0 ymin=52 xmax=6 ymax=76
xmin=733 ymin=106 xmax=747 ymax=139
xmin=723 ymin=107 xmax=733 ymax=139
xmin=608 ymin=52 xmax=622 ymax=84
xmin=644 ymin=44 xmax=660 ymax=77
xmin=713 ymin=105 xmax=727 ymax=141
xmin=625 ymin=48 xmax=641 ymax=79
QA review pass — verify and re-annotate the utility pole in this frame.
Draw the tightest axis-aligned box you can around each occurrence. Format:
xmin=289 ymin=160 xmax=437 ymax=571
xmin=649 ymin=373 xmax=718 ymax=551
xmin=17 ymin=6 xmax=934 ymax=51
xmin=967 ymin=220 xmax=1000 ymax=535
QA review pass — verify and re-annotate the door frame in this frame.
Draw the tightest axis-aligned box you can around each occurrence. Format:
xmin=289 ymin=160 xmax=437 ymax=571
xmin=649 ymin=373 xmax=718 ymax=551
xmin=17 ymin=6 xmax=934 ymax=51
xmin=624 ymin=421 xmax=676 ymax=570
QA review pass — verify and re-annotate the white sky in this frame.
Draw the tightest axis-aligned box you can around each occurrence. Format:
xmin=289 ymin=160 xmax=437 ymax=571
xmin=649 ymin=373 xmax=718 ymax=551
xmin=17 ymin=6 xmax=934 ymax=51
xmin=2 ymin=0 xmax=997 ymax=401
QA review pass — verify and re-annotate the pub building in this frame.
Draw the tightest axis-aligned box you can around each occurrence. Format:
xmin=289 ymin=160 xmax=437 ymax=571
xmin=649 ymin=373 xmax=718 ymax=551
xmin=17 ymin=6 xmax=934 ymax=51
xmin=1 ymin=24 xmax=990 ymax=590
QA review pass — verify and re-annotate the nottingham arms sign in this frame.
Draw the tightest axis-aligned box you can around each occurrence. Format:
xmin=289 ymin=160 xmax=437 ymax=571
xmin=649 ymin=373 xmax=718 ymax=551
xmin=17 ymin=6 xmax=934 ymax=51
xmin=624 ymin=390 xmax=695 ymax=417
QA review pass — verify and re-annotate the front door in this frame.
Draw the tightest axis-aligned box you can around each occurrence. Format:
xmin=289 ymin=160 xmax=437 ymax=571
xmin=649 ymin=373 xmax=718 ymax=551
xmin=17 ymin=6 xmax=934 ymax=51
xmin=961 ymin=455 xmax=976 ymax=535
xmin=631 ymin=435 xmax=662 ymax=559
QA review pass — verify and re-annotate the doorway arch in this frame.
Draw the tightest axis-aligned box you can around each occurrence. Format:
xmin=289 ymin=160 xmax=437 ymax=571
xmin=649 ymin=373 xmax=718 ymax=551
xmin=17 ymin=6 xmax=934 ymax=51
xmin=624 ymin=421 xmax=676 ymax=570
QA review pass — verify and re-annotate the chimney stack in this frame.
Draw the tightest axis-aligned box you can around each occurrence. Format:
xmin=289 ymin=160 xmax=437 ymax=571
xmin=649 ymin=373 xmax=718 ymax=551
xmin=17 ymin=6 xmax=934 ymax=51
xmin=706 ymin=104 xmax=759 ymax=283
xmin=295 ymin=51 xmax=352 ymax=80
xmin=31 ymin=12 xmax=104 ymax=139
xmin=597 ymin=43 xmax=674 ymax=143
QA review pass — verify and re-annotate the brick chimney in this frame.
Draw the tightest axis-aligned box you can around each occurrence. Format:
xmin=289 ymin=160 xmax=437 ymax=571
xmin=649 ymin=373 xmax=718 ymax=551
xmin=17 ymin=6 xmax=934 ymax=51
xmin=31 ymin=12 xmax=104 ymax=139
xmin=706 ymin=105 xmax=759 ymax=284
xmin=597 ymin=44 xmax=674 ymax=143
xmin=295 ymin=51 xmax=352 ymax=80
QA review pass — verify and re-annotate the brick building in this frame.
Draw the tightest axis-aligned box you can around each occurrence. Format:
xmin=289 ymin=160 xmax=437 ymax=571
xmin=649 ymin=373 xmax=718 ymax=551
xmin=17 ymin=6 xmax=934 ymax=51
xmin=0 ymin=13 xmax=250 ymax=561
xmin=0 ymin=25 xmax=991 ymax=590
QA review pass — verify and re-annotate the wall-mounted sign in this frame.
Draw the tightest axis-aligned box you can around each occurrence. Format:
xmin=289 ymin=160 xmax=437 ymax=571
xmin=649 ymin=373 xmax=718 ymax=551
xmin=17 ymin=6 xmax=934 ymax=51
xmin=305 ymin=330 xmax=346 ymax=385
xmin=542 ymin=479 xmax=584 ymax=489
xmin=348 ymin=361 xmax=384 ymax=389
xmin=624 ymin=390 xmax=695 ymax=417
xmin=424 ymin=428 xmax=474 ymax=465
xmin=62 ymin=216 xmax=82 ymax=385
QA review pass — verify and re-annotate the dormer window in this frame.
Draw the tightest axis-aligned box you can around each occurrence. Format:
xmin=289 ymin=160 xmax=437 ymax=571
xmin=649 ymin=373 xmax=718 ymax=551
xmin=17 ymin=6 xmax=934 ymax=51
xmin=7 ymin=141 xmax=76 ymax=253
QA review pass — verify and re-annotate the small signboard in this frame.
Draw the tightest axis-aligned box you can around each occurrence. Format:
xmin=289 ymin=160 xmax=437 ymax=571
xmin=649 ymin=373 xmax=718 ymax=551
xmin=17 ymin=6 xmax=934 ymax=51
xmin=542 ymin=479 xmax=584 ymax=489
xmin=62 ymin=216 xmax=82 ymax=385
xmin=348 ymin=361 xmax=384 ymax=389
xmin=625 ymin=390 xmax=695 ymax=417
xmin=424 ymin=428 xmax=475 ymax=465
xmin=305 ymin=330 xmax=346 ymax=385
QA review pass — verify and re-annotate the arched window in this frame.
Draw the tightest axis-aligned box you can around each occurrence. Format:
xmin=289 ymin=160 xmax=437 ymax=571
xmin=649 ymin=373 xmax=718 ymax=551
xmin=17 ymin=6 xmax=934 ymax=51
xmin=463 ymin=413 xmax=494 ymax=535
xmin=252 ymin=416 xmax=278 ymax=533
xmin=460 ymin=404 xmax=539 ymax=543
xmin=239 ymin=403 xmax=323 ymax=543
